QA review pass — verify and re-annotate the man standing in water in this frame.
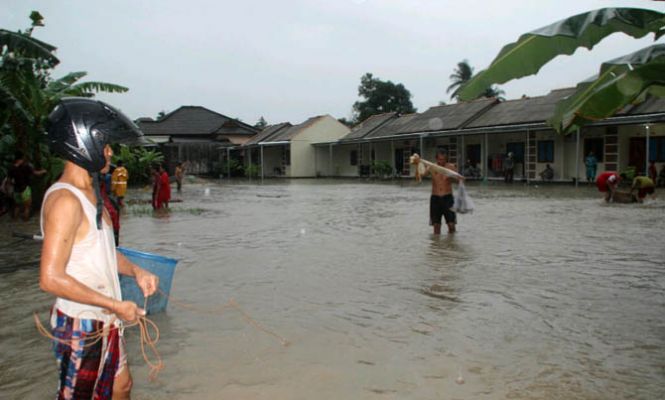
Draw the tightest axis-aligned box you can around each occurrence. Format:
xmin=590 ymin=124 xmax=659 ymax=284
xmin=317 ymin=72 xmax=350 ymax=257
xmin=419 ymin=150 xmax=463 ymax=234
xmin=40 ymin=98 xmax=158 ymax=399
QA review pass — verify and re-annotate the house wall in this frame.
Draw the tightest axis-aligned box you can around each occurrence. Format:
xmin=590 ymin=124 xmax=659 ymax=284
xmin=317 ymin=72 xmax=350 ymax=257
xmin=532 ymin=130 xmax=565 ymax=181
xmin=313 ymin=121 xmax=665 ymax=182
xmin=290 ymin=116 xmax=349 ymax=177
xmin=225 ymin=135 xmax=255 ymax=145
xmin=161 ymin=143 xmax=221 ymax=175
xmin=259 ymin=146 xmax=287 ymax=177
xmin=314 ymin=146 xmax=333 ymax=177
xmin=460 ymin=134 xmax=485 ymax=176
xmin=617 ymin=122 xmax=665 ymax=176
xmin=332 ymin=144 xmax=360 ymax=177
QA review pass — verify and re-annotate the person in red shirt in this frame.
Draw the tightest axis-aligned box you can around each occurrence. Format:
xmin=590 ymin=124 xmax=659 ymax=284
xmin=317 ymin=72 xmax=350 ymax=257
xmin=156 ymin=164 xmax=171 ymax=209
xmin=99 ymin=179 xmax=120 ymax=245
xmin=596 ymin=171 xmax=620 ymax=202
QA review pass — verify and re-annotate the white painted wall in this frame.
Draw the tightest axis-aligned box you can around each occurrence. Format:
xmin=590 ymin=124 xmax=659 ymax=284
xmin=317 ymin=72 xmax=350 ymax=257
xmin=259 ymin=145 xmax=286 ymax=177
xmin=290 ymin=116 xmax=350 ymax=177
xmin=332 ymin=143 xmax=360 ymax=177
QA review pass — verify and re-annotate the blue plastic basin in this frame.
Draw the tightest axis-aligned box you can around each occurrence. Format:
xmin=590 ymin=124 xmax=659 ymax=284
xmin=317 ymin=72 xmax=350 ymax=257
xmin=117 ymin=247 xmax=178 ymax=315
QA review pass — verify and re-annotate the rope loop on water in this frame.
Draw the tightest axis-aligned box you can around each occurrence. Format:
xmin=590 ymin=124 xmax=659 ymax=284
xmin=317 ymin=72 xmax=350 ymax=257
xmin=33 ymin=289 xmax=289 ymax=381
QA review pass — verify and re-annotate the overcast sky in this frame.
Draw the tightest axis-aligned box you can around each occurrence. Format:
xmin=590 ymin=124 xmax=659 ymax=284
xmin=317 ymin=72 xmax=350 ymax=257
xmin=3 ymin=0 xmax=663 ymax=125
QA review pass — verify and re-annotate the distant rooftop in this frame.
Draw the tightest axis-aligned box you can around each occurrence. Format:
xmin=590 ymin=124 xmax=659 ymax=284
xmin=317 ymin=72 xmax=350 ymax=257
xmin=138 ymin=106 xmax=258 ymax=137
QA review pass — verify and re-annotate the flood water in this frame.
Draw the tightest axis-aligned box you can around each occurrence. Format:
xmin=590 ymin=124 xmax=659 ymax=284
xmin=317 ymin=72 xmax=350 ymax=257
xmin=1 ymin=179 xmax=664 ymax=399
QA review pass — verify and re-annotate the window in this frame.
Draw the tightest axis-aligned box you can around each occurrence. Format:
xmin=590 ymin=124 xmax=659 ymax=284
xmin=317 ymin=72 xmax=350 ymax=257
xmin=650 ymin=137 xmax=665 ymax=162
xmin=506 ymin=142 xmax=525 ymax=163
xmin=584 ymin=138 xmax=604 ymax=161
xmin=537 ymin=140 xmax=554 ymax=163
xmin=350 ymin=150 xmax=358 ymax=166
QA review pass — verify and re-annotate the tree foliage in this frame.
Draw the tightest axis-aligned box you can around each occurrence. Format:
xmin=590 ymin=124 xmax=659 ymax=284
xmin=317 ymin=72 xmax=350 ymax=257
xmin=112 ymin=145 xmax=164 ymax=185
xmin=447 ymin=60 xmax=504 ymax=101
xmin=352 ymin=73 xmax=416 ymax=123
xmin=254 ymin=116 xmax=267 ymax=129
xmin=0 ymin=11 xmax=129 ymax=174
xmin=458 ymin=7 xmax=665 ymax=133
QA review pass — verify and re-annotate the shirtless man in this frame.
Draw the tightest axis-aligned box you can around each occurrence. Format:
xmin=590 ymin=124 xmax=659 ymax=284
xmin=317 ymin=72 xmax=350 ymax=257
xmin=421 ymin=150 xmax=463 ymax=234
xmin=41 ymin=98 xmax=158 ymax=399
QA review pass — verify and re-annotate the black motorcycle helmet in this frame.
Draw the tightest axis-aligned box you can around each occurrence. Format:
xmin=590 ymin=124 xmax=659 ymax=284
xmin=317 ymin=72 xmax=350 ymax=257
xmin=47 ymin=98 xmax=144 ymax=230
xmin=47 ymin=97 xmax=144 ymax=172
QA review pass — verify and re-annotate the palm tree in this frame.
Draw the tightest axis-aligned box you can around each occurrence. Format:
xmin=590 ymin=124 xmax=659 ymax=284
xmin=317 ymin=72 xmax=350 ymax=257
xmin=483 ymin=85 xmax=506 ymax=101
xmin=447 ymin=60 xmax=505 ymax=101
xmin=447 ymin=60 xmax=474 ymax=100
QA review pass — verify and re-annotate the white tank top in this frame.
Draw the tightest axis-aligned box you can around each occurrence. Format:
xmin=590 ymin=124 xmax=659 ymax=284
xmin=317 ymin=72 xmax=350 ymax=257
xmin=40 ymin=182 xmax=122 ymax=324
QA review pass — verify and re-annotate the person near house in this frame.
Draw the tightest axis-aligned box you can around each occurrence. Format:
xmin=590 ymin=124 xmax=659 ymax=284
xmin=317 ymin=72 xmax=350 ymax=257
xmin=100 ymin=177 xmax=121 ymax=246
xmin=658 ymin=164 xmax=665 ymax=188
xmin=156 ymin=164 xmax=171 ymax=209
xmin=596 ymin=171 xmax=620 ymax=202
xmin=463 ymin=159 xmax=480 ymax=179
xmin=539 ymin=164 xmax=554 ymax=181
xmin=585 ymin=151 xmax=598 ymax=182
xmin=151 ymin=164 xmax=161 ymax=210
xmin=415 ymin=150 xmax=464 ymax=234
xmin=41 ymin=98 xmax=158 ymax=399
xmin=175 ymin=161 xmax=184 ymax=193
xmin=647 ymin=161 xmax=657 ymax=183
xmin=0 ymin=176 xmax=12 ymax=217
xmin=111 ymin=159 xmax=129 ymax=207
xmin=503 ymin=152 xmax=514 ymax=183
xmin=630 ymin=176 xmax=655 ymax=203
xmin=8 ymin=150 xmax=46 ymax=220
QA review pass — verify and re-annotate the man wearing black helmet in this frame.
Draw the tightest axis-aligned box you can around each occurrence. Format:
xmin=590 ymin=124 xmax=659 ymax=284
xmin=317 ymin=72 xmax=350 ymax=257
xmin=40 ymin=98 xmax=158 ymax=399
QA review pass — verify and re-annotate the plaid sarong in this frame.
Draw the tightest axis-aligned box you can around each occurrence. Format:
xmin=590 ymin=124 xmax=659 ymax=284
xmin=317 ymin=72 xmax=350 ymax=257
xmin=52 ymin=309 xmax=121 ymax=400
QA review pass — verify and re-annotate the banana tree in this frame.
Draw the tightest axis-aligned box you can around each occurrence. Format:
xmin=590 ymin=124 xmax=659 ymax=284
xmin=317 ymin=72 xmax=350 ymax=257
xmin=458 ymin=7 xmax=665 ymax=133
xmin=1 ymin=12 xmax=128 ymax=166
xmin=548 ymin=44 xmax=665 ymax=132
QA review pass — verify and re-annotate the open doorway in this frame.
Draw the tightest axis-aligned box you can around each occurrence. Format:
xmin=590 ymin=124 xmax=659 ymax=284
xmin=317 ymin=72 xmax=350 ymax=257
xmin=629 ymin=137 xmax=645 ymax=175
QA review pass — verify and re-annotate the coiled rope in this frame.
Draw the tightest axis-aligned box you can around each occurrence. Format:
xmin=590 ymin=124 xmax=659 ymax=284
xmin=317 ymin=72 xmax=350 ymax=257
xmin=33 ymin=290 xmax=289 ymax=380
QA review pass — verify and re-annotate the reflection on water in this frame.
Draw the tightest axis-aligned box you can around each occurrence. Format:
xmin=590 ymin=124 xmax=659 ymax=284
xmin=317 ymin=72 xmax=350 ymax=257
xmin=1 ymin=180 xmax=664 ymax=399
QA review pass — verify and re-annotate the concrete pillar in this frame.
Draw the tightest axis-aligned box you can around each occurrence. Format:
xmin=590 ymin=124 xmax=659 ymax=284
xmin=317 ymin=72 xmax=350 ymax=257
xmin=484 ymin=133 xmax=489 ymax=182
xmin=260 ymin=145 xmax=264 ymax=183
xmin=575 ymin=128 xmax=580 ymax=188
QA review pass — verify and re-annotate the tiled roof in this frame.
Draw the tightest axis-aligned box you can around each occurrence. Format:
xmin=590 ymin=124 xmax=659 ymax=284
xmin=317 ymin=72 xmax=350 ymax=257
xmin=137 ymin=106 xmax=258 ymax=137
xmin=624 ymin=96 xmax=665 ymax=116
xmin=340 ymin=113 xmax=397 ymax=141
xmin=399 ymin=98 xmax=497 ymax=133
xmin=243 ymin=122 xmax=292 ymax=146
xmin=365 ymin=113 xmax=420 ymax=138
xmin=466 ymin=88 xmax=577 ymax=128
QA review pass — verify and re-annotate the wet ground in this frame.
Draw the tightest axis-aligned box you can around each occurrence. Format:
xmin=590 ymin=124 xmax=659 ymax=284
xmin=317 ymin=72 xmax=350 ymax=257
xmin=1 ymin=179 xmax=664 ymax=399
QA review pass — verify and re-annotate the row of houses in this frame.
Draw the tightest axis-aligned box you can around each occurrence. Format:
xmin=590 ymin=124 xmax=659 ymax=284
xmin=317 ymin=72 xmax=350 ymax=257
xmin=137 ymin=87 xmax=665 ymax=182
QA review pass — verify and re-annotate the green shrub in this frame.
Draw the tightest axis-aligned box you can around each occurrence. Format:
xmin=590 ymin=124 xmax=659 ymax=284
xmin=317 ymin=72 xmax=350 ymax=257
xmin=112 ymin=145 xmax=164 ymax=185
xmin=371 ymin=160 xmax=393 ymax=178
xmin=245 ymin=163 xmax=260 ymax=178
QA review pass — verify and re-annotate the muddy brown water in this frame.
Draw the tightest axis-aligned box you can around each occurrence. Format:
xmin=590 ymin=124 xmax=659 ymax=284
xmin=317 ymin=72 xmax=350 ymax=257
xmin=1 ymin=179 xmax=664 ymax=399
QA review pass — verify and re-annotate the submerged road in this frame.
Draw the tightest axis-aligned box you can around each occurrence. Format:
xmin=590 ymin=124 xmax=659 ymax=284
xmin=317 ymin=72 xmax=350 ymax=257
xmin=1 ymin=179 xmax=663 ymax=399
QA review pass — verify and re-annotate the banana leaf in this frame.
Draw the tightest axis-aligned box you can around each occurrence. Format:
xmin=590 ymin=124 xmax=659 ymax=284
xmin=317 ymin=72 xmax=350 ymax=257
xmin=63 ymin=81 xmax=129 ymax=97
xmin=0 ymin=29 xmax=59 ymax=66
xmin=548 ymin=44 xmax=665 ymax=134
xmin=458 ymin=7 xmax=665 ymax=101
